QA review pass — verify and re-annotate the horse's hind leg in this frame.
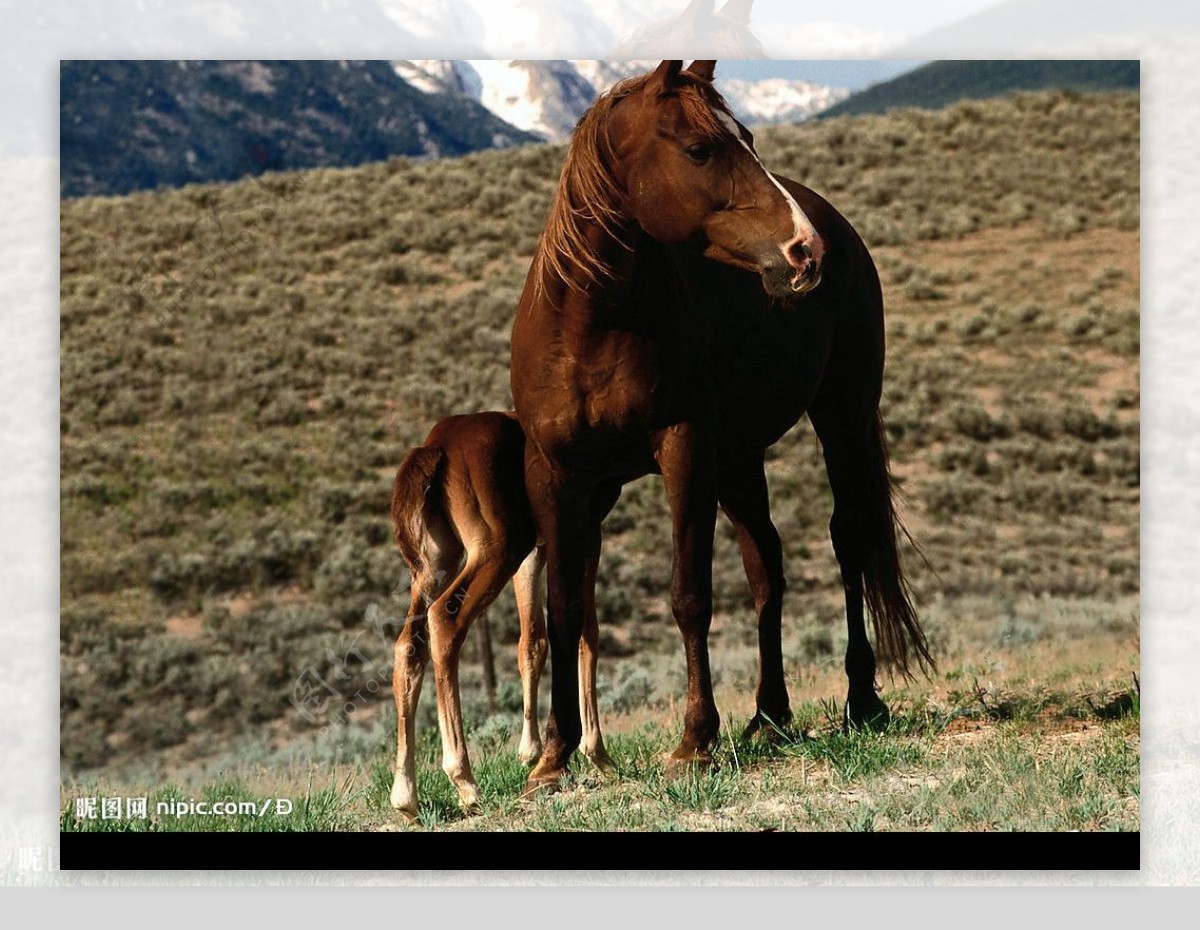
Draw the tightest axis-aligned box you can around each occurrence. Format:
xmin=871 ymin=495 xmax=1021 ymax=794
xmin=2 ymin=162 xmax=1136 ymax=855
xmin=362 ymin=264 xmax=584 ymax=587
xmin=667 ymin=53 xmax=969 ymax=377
xmin=429 ymin=549 xmax=521 ymax=811
xmin=514 ymin=547 xmax=547 ymax=765
xmin=808 ymin=405 xmax=891 ymax=731
xmin=718 ymin=457 xmax=790 ymax=738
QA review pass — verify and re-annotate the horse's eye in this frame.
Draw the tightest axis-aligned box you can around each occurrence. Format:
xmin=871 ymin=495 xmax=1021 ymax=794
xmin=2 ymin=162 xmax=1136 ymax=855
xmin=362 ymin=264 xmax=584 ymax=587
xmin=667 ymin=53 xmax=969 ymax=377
xmin=685 ymin=143 xmax=714 ymax=165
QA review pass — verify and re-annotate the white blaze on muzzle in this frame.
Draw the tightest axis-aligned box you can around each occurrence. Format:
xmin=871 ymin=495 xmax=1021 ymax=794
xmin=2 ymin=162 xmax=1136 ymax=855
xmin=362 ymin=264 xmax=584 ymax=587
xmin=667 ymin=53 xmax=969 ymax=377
xmin=714 ymin=108 xmax=822 ymax=289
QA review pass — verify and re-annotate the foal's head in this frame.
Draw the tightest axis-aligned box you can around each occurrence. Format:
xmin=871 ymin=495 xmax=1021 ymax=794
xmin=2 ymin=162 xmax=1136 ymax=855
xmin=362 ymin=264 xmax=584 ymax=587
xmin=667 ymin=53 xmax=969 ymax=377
xmin=555 ymin=59 xmax=823 ymax=299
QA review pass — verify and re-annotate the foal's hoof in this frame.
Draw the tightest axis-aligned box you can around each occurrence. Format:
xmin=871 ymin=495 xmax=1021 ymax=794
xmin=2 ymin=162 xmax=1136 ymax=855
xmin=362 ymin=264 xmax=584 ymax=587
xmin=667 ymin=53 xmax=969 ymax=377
xmin=389 ymin=799 xmax=420 ymax=824
xmin=454 ymin=783 xmax=482 ymax=815
xmin=585 ymin=746 xmax=618 ymax=777
xmin=517 ymin=740 xmax=543 ymax=767
xmin=845 ymin=694 xmax=891 ymax=732
xmin=389 ymin=781 xmax=420 ymax=823
xmin=391 ymin=805 xmax=419 ymax=824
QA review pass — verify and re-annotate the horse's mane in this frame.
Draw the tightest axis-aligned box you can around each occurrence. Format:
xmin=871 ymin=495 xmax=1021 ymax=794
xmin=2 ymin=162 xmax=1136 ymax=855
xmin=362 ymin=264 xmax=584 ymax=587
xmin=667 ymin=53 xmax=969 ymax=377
xmin=534 ymin=71 xmax=736 ymax=294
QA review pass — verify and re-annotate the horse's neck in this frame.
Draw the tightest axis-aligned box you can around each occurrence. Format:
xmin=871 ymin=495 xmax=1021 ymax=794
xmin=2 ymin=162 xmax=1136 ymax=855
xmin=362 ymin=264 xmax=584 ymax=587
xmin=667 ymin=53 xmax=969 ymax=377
xmin=541 ymin=220 xmax=689 ymax=325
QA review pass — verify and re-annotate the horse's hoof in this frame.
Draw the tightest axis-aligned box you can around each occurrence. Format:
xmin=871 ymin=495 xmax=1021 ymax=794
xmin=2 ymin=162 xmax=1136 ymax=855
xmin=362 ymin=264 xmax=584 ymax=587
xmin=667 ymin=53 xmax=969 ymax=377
xmin=522 ymin=769 xmax=567 ymax=798
xmin=517 ymin=741 xmax=543 ymax=767
xmin=742 ymin=711 xmax=793 ymax=743
xmin=664 ymin=749 xmax=715 ymax=778
xmin=845 ymin=694 xmax=891 ymax=732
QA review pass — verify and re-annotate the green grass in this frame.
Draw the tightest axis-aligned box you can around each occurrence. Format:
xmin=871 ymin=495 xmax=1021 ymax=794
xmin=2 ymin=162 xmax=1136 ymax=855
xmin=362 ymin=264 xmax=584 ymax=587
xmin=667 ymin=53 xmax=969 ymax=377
xmin=62 ymin=691 xmax=1137 ymax=832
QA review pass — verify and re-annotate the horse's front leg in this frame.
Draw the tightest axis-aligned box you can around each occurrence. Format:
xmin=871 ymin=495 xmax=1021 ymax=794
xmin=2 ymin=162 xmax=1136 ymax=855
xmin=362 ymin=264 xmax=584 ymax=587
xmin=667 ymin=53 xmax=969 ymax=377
xmin=718 ymin=456 xmax=791 ymax=738
xmin=524 ymin=454 xmax=592 ymax=793
xmin=656 ymin=420 xmax=721 ymax=768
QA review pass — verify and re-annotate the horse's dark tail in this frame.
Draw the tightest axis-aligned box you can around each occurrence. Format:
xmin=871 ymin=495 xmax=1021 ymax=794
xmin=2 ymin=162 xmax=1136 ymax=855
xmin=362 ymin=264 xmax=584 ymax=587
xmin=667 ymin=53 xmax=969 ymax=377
xmin=862 ymin=410 xmax=935 ymax=679
xmin=390 ymin=445 xmax=448 ymax=584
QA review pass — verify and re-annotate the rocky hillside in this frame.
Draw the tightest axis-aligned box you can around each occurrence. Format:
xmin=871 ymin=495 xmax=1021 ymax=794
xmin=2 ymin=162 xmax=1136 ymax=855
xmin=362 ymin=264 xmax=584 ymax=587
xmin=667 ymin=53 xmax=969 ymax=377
xmin=60 ymin=60 xmax=537 ymax=198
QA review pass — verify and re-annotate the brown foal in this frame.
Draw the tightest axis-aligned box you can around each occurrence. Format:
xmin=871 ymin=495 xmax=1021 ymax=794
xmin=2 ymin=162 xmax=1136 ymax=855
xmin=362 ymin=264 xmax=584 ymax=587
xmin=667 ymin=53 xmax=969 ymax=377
xmin=388 ymin=412 xmax=613 ymax=818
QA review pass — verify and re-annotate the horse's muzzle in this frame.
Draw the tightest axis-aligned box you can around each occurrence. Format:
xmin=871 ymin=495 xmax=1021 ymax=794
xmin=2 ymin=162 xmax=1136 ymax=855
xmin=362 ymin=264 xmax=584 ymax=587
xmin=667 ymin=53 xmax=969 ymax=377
xmin=762 ymin=256 xmax=820 ymax=300
xmin=790 ymin=262 xmax=821 ymax=295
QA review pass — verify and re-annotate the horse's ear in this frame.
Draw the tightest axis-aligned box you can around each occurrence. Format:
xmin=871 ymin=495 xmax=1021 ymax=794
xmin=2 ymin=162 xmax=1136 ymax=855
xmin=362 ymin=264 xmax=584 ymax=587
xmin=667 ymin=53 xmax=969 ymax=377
xmin=651 ymin=60 xmax=684 ymax=88
xmin=685 ymin=61 xmax=717 ymax=82
xmin=717 ymin=0 xmax=754 ymax=26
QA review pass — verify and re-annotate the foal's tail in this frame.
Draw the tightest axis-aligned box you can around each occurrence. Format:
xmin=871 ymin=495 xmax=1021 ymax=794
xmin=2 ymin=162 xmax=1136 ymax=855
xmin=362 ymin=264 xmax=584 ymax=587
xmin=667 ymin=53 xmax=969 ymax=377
xmin=390 ymin=445 xmax=448 ymax=586
xmin=863 ymin=410 xmax=935 ymax=678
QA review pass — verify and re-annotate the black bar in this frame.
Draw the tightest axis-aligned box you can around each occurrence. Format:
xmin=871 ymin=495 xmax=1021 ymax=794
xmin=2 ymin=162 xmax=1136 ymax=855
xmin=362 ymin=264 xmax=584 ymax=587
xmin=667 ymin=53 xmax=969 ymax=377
xmin=60 ymin=831 xmax=1139 ymax=872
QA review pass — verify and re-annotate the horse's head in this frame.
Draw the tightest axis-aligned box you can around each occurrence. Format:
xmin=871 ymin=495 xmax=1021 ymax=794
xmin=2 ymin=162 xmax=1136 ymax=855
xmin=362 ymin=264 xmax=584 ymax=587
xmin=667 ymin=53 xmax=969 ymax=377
xmin=605 ymin=59 xmax=823 ymax=298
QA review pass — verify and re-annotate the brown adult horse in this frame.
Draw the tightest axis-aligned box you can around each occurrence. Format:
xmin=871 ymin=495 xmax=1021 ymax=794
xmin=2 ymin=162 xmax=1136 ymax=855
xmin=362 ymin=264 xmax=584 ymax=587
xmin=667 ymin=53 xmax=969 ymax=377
xmin=511 ymin=60 xmax=933 ymax=791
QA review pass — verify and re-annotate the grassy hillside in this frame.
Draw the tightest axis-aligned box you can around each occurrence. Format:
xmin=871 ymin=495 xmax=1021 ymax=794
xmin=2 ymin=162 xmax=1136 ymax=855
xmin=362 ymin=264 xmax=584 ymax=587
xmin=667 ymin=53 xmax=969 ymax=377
xmin=60 ymin=90 xmax=1139 ymax=792
xmin=820 ymin=60 xmax=1139 ymax=118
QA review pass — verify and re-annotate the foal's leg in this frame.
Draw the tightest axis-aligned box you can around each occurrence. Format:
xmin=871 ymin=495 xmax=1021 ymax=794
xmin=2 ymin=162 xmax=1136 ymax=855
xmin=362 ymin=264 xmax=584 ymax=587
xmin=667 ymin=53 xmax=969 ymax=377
xmin=718 ymin=458 xmax=790 ymax=738
xmin=514 ymin=539 xmax=611 ymax=771
xmin=580 ymin=482 xmax=620 ymax=773
xmin=514 ymin=547 xmax=547 ymax=765
xmin=578 ymin=603 xmax=613 ymax=771
xmin=656 ymin=422 xmax=721 ymax=767
xmin=808 ymin=407 xmax=891 ymax=730
xmin=428 ymin=551 xmax=520 ymax=810
xmin=476 ymin=614 xmax=497 ymax=714
xmin=390 ymin=585 xmax=432 ymax=818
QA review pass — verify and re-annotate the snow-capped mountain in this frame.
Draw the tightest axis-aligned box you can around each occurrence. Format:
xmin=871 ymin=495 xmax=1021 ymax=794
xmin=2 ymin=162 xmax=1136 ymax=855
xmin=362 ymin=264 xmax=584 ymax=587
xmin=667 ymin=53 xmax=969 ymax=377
xmin=393 ymin=60 xmax=483 ymax=98
xmin=470 ymin=61 xmax=604 ymax=141
xmin=720 ymin=77 xmax=850 ymax=127
xmin=394 ymin=59 xmax=848 ymax=142
xmin=569 ymin=60 xmax=650 ymax=94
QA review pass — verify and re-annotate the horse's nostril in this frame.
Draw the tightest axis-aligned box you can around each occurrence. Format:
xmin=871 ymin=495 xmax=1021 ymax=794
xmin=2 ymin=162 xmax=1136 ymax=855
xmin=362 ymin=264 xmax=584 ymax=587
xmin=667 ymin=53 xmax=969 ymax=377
xmin=785 ymin=241 xmax=814 ymax=271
